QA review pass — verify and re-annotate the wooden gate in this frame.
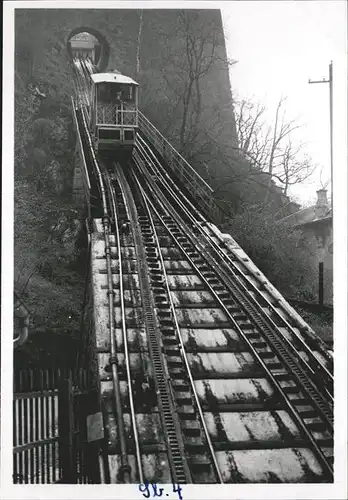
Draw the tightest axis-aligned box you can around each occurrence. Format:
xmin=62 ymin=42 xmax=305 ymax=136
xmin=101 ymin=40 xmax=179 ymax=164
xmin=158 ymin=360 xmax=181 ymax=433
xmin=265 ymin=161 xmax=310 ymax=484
xmin=13 ymin=368 xmax=101 ymax=484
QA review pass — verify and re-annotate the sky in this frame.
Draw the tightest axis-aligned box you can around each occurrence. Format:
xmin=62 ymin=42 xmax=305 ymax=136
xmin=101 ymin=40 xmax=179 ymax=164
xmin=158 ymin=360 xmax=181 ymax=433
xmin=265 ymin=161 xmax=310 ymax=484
xmin=221 ymin=1 xmax=347 ymax=204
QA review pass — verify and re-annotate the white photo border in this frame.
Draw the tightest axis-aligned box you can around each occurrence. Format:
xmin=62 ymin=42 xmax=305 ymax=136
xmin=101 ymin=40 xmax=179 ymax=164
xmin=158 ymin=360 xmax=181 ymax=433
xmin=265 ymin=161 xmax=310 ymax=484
xmin=2 ymin=1 xmax=347 ymax=498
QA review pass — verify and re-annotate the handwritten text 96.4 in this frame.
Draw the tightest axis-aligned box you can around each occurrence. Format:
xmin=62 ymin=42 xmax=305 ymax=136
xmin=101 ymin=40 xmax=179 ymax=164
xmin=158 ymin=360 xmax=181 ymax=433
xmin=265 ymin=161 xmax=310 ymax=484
xmin=138 ymin=481 xmax=183 ymax=500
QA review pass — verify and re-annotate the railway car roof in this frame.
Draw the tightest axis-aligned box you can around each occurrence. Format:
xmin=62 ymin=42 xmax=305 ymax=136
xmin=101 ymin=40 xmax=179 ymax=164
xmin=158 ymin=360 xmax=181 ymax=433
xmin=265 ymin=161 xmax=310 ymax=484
xmin=91 ymin=73 xmax=139 ymax=86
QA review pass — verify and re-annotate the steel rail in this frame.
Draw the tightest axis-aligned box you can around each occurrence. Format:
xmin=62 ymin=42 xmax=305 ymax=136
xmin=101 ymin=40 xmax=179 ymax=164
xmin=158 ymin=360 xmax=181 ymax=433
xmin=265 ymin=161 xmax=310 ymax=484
xmin=131 ymin=172 xmax=224 ymax=483
xmin=71 ymin=96 xmax=92 ymax=219
xmin=71 ymin=96 xmax=91 ymax=191
xmin=131 ymin=152 xmax=333 ymax=479
xmin=113 ymin=163 xmax=191 ymax=483
xmin=75 ymin=69 xmax=131 ymax=483
xmin=134 ymin=136 xmax=333 ymax=390
xmin=137 ymin=113 xmax=213 ymax=192
xmin=135 ymin=133 xmax=333 ymax=361
xmin=135 ymin=132 xmax=333 ymax=365
xmin=133 ymin=146 xmax=334 ymax=425
xmin=104 ymin=169 xmax=144 ymax=483
xmin=201 ymin=224 xmax=334 ymax=364
xmin=73 ymin=59 xmax=91 ymax=113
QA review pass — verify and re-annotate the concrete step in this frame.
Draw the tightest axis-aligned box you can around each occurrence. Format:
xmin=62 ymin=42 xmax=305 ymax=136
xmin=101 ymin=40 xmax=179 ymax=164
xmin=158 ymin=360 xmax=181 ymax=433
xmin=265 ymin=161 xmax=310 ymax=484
xmin=182 ymin=420 xmax=201 ymax=437
xmin=174 ymin=391 xmax=192 ymax=405
xmin=177 ymin=405 xmax=196 ymax=419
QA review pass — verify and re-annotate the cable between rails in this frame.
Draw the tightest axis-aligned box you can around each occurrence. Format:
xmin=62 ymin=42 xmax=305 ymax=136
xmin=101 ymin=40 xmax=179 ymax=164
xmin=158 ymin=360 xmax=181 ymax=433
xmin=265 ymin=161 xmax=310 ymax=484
xmin=105 ymin=167 xmax=144 ymax=483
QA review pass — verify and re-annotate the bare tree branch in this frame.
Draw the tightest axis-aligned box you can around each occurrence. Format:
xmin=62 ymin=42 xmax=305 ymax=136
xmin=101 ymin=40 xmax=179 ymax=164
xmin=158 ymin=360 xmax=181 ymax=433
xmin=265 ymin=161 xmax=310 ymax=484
xmin=234 ymin=96 xmax=316 ymax=199
xmin=156 ymin=11 xmax=236 ymax=155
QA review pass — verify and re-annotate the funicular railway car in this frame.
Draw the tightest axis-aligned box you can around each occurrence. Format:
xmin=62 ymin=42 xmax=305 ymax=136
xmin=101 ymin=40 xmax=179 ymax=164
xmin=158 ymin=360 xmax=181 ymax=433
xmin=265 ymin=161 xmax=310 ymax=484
xmin=89 ymin=72 xmax=139 ymax=153
xmin=70 ymin=40 xmax=97 ymax=62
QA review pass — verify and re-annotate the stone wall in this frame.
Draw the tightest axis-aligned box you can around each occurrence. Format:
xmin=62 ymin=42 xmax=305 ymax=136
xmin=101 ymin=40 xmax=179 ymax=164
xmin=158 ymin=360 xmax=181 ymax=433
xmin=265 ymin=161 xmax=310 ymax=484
xmin=15 ymin=8 xmax=238 ymax=185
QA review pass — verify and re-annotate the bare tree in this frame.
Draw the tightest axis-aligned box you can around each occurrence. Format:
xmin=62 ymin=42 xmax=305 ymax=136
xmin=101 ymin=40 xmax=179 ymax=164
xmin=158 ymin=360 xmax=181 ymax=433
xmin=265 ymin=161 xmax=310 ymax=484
xmin=274 ymin=141 xmax=315 ymax=195
xmin=159 ymin=11 xmax=236 ymax=156
xmin=135 ymin=10 xmax=143 ymax=77
xmin=236 ymin=99 xmax=268 ymax=166
xmin=234 ymin=96 xmax=316 ymax=198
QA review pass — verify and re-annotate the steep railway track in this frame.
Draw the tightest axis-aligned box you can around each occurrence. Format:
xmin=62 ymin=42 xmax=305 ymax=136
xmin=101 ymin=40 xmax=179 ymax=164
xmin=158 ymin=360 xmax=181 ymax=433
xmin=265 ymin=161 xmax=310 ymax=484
xmin=126 ymin=166 xmax=224 ymax=483
xmin=112 ymin=165 xmax=192 ymax=483
xmin=126 ymin=150 xmax=334 ymax=482
xmin=103 ymin=169 xmax=144 ymax=483
xmin=72 ymin=60 xmax=333 ymax=481
xmin=86 ymin=154 xmax=334 ymax=483
xmin=135 ymin=134 xmax=333 ymax=385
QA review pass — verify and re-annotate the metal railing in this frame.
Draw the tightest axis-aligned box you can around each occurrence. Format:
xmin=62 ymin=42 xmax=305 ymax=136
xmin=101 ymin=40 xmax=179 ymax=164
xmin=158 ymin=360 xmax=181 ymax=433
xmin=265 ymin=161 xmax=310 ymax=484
xmin=13 ymin=368 xmax=99 ymax=484
xmin=71 ymin=97 xmax=91 ymax=212
xmin=96 ymin=105 xmax=138 ymax=127
xmin=13 ymin=388 xmax=59 ymax=484
xmin=137 ymin=111 xmax=225 ymax=224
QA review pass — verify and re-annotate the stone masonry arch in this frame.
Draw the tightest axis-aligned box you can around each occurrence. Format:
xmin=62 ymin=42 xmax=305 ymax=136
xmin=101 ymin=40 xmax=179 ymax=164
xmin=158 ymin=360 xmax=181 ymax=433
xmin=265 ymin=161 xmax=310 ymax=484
xmin=67 ymin=27 xmax=110 ymax=71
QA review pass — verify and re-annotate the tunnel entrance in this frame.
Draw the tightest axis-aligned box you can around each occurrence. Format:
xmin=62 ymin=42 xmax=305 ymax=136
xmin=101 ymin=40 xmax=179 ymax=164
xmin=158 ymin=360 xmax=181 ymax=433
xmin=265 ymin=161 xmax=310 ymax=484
xmin=67 ymin=27 xmax=110 ymax=71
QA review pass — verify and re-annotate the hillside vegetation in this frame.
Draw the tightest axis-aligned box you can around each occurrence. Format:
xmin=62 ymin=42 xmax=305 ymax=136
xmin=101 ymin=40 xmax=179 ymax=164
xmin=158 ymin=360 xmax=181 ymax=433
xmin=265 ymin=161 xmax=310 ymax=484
xmin=15 ymin=13 xmax=83 ymax=368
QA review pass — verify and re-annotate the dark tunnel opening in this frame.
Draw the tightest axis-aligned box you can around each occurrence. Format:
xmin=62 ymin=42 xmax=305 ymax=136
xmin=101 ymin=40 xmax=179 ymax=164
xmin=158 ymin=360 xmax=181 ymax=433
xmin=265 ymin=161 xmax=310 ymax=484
xmin=67 ymin=27 xmax=110 ymax=71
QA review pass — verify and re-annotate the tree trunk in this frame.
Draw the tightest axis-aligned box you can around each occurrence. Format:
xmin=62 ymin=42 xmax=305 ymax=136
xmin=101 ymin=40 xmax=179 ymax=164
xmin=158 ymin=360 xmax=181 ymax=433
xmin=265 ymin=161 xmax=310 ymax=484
xmin=136 ymin=10 xmax=143 ymax=77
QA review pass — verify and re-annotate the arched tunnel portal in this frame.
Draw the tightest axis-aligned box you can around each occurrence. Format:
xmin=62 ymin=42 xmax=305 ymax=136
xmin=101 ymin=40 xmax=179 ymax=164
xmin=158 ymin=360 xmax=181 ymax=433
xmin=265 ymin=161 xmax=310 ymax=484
xmin=66 ymin=27 xmax=110 ymax=71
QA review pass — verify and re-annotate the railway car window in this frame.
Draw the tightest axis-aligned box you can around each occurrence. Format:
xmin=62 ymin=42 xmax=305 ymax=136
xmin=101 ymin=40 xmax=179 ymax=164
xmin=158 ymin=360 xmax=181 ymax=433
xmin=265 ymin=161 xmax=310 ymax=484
xmin=110 ymin=84 xmax=122 ymax=102
xmin=120 ymin=84 xmax=134 ymax=102
xmin=97 ymin=83 xmax=110 ymax=103
xmin=97 ymin=82 xmax=135 ymax=103
xmin=97 ymin=83 xmax=121 ymax=103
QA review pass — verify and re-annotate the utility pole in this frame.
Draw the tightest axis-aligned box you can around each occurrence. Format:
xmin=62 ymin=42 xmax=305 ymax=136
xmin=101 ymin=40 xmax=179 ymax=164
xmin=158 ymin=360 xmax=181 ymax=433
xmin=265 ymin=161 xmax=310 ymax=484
xmin=308 ymin=61 xmax=333 ymax=210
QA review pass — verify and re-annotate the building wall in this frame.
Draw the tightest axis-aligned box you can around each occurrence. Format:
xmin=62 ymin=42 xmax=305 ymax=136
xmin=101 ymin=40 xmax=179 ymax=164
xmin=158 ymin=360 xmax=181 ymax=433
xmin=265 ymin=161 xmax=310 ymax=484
xmin=301 ymin=220 xmax=333 ymax=304
xmin=302 ymin=221 xmax=332 ymax=268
